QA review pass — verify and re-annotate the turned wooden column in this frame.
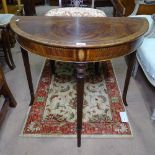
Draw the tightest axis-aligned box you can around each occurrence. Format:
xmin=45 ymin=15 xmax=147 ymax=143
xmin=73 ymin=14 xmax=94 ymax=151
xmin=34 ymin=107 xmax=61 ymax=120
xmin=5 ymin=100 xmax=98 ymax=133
xmin=75 ymin=63 xmax=86 ymax=147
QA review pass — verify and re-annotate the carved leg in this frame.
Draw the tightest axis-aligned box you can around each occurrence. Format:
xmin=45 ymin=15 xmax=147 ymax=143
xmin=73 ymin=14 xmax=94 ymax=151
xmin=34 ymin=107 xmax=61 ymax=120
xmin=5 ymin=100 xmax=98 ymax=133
xmin=75 ymin=63 xmax=86 ymax=147
xmin=50 ymin=60 xmax=55 ymax=74
xmin=123 ymin=52 xmax=136 ymax=106
xmin=21 ymin=47 xmax=34 ymax=106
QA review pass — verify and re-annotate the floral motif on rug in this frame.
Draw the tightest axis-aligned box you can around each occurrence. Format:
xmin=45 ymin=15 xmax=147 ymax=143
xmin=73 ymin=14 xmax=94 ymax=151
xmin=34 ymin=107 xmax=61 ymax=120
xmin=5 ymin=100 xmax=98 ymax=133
xmin=22 ymin=61 xmax=132 ymax=137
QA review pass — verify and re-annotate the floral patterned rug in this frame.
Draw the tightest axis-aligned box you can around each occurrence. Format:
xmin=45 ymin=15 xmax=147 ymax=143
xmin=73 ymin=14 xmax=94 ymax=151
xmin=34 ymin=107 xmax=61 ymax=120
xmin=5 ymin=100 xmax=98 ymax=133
xmin=22 ymin=61 xmax=132 ymax=137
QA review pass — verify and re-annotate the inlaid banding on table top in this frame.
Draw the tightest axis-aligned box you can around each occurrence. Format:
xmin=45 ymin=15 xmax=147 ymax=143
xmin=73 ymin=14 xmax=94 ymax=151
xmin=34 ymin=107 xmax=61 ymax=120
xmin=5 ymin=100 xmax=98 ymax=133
xmin=17 ymin=35 xmax=142 ymax=62
xmin=11 ymin=16 xmax=148 ymax=48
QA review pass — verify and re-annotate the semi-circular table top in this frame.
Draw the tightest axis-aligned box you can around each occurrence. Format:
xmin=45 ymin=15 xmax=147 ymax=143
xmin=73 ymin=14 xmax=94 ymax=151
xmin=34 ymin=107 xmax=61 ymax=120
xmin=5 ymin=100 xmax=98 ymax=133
xmin=10 ymin=16 xmax=148 ymax=62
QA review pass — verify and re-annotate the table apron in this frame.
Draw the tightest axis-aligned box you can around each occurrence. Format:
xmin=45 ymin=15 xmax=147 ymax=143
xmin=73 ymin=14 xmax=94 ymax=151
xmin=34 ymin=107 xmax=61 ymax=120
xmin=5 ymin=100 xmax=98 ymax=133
xmin=17 ymin=36 xmax=143 ymax=62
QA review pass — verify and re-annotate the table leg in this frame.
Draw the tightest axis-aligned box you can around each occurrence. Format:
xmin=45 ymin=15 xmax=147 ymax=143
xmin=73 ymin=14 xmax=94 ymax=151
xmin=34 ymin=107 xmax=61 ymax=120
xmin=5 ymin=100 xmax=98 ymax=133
xmin=123 ymin=52 xmax=136 ymax=106
xmin=95 ymin=62 xmax=100 ymax=76
xmin=75 ymin=63 xmax=86 ymax=147
xmin=21 ymin=47 xmax=34 ymax=106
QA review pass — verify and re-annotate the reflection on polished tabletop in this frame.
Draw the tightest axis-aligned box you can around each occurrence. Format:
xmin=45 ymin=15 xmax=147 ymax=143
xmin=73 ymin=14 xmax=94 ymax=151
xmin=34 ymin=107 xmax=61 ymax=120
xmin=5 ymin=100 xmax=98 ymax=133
xmin=11 ymin=16 xmax=148 ymax=62
xmin=10 ymin=16 xmax=148 ymax=147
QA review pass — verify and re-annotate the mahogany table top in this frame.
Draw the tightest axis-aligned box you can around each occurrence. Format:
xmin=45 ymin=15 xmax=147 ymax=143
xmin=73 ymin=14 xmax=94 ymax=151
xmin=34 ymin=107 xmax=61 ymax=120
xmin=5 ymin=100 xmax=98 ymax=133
xmin=10 ymin=16 xmax=148 ymax=62
xmin=11 ymin=16 xmax=148 ymax=48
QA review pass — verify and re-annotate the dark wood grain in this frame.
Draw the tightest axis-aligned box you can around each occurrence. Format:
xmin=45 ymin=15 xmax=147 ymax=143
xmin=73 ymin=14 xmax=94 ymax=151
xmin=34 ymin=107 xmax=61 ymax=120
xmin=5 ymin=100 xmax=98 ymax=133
xmin=11 ymin=16 xmax=148 ymax=48
xmin=10 ymin=16 xmax=148 ymax=62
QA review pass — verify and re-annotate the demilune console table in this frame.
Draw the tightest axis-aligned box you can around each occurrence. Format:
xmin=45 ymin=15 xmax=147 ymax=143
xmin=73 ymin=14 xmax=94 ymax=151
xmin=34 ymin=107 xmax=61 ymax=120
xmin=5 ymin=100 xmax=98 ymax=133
xmin=10 ymin=16 xmax=148 ymax=147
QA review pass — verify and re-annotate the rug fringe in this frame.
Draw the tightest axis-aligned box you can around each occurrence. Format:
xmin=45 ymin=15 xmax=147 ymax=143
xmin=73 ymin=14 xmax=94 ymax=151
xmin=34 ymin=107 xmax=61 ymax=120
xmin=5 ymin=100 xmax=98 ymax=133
xmin=20 ymin=133 xmax=133 ymax=138
xmin=20 ymin=106 xmax=31 ymax=136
